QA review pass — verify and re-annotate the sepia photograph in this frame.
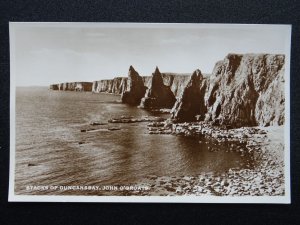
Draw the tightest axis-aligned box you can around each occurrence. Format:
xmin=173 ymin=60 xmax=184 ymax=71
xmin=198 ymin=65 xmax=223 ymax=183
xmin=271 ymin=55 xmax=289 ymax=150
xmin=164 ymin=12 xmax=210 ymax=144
xmin=9 ymin=22 xmax=291 ymax=203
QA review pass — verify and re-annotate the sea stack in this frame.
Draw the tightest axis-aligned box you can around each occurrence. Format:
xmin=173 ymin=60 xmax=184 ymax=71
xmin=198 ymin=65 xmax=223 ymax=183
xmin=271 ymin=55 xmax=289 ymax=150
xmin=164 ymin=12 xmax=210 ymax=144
xmin=121 ymin=65 xmax=147 ymax=105
xmin=171 ymin=69 xmax=207 ymax=122
xmin=139 ymin=67 xmax=176 ymax=109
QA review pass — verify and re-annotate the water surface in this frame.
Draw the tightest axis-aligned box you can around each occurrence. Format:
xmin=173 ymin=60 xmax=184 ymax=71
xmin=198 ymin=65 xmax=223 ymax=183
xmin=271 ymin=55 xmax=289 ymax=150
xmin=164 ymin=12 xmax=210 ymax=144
xmin=15 ymin=87 xmax=251 ymax=195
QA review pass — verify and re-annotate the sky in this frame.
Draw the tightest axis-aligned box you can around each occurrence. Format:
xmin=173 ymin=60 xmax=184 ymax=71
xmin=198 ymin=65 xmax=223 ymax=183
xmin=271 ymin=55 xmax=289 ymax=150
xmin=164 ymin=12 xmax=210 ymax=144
xmin=10 ymin=23 xmax=291 ymax=86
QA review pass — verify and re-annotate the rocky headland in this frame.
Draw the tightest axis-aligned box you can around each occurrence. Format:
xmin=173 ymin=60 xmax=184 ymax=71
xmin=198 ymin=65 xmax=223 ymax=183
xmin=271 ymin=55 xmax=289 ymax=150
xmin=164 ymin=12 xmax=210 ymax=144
xmin=50 ymin=82 xmax=93 ymax=92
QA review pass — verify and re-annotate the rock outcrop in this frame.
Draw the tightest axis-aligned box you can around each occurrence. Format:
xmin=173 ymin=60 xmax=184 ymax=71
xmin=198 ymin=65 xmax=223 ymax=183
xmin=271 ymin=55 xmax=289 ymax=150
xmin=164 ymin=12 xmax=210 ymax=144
xmin=121 ymin=66 xmax=147 ymax=105
xmin=172 ymin=53 xmax=285 ymax=127
xmin=171 ymin=69 xmax=207 ymax=121
xmin=139 ymin=67 xmax=176 ymax=109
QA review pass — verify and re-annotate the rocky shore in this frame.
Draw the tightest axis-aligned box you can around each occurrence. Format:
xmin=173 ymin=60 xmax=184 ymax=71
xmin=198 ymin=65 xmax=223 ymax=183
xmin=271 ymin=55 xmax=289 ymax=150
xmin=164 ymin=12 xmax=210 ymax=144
xmin=131 ymin=124 xmax=285 ymax=196
xmin=87 ymin=115 xmax=285 ymax=196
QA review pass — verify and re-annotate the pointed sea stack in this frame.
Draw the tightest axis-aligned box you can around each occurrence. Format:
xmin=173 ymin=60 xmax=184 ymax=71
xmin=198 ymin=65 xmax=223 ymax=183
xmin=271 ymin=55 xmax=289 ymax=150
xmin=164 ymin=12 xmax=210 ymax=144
xmin=171 ymin=69 xmax=207 ymax=122
xmin=139 ymin=67 xmax=176 ymax=109
xmin=121 ymin=66 xmax=147 ymax=105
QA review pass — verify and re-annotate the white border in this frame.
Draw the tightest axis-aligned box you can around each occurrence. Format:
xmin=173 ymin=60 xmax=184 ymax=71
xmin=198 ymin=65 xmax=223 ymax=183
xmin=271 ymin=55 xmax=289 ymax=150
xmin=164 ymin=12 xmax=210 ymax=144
xmin=9 ymin=22 xmax=292 ymax=203
xmin=284 ymin=23 xmax=291 ymax=204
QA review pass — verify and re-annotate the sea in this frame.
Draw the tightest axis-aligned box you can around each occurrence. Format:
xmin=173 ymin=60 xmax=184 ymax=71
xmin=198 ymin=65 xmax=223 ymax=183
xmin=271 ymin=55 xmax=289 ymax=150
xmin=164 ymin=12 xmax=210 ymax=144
xmin=15 ymin=87 xmax=251 ymax=195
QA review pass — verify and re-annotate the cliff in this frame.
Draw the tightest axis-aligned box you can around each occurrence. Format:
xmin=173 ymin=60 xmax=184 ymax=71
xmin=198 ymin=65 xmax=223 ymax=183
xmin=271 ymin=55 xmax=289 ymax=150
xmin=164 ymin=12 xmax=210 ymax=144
xmin=92 ymin=73 xmax=191 ymax=98
xmin=50 ymin=82 xmax=93 ymax=91
xmin=50 ymin=74 xmax=191 ymax=98
xmin=172 ymin=53 xmax=285 ymax=127
xmin=49 ymin=53 xmax=285 ymax=128
xmin=92 ymin=77 xmax=127 ymax=94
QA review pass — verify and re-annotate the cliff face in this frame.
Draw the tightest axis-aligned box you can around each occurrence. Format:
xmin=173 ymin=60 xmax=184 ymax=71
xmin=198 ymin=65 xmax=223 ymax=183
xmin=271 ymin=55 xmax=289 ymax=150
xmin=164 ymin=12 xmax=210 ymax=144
xmin=139 ymin=67 xmax=176 ymax=109
xmin=172 ymin=54 xmax=285 ymax=127
xmin=92 ymin=73 xmax=191 ymax=98
xmin=52 ymin=74 xmax=191 ymax=98
xmin=51 ymin=82 xmax=93 ymax=91
xmin=161 ymin=73 xmax=192 ymax=98
xmin=92 ymin=77 xmax=127 ymax=94
xmin=254 ymin=58 xmax=285 ymax=126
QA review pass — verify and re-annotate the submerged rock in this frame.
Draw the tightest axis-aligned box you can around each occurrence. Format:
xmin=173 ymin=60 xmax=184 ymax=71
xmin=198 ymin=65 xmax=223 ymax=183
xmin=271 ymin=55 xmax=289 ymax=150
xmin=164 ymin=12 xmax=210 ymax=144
xmin=27 ymin=163 xmax=37 ymax=167
xmin=108 ymin=127 xmax=121 ymax=131
xmin=139 ymin=67 xmax=176 ymax=109
xmin=121 ymin=66 xmax=147 ymax=105
xmin=89 ymin=122 xmax=107 ymax=126
xmin=108 ymin=116 xmax=164 ymax=123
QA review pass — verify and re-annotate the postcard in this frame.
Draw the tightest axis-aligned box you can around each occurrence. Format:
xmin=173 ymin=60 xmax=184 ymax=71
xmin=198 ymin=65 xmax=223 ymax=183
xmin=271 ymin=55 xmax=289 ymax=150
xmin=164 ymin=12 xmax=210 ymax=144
xmin=9 ymin=22 xmax=291 ymax=203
